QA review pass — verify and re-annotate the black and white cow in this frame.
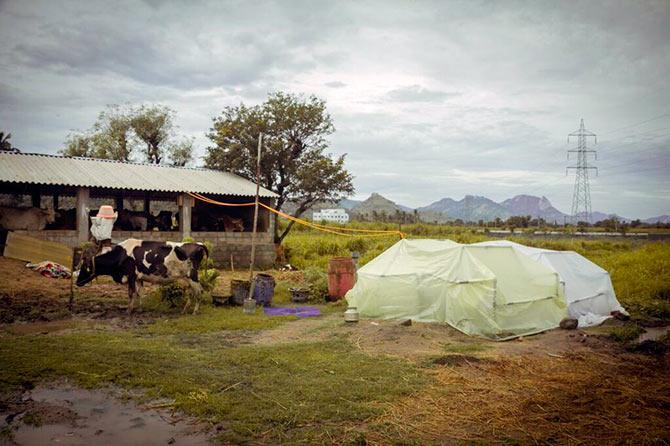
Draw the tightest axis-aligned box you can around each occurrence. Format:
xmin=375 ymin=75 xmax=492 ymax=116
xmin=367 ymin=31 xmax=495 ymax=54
xmin=76 ymin=238 xmax=209 ymax=314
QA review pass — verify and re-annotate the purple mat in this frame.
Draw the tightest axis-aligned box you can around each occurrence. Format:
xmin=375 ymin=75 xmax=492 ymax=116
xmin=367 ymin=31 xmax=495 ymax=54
xmin=264 ymin=306 xmax=321 ymax=318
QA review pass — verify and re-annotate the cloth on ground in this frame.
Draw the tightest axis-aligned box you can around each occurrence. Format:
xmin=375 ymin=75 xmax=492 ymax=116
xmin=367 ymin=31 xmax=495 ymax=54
xmin=26 ymin=261 xmax=72 ymax=279
xmin=264 ymin=306 xmax=321 ymax=318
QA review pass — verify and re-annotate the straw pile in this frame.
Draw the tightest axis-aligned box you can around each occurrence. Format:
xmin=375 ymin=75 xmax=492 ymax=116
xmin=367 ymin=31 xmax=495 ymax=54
xmin=367 ymin=352 xmax=670 ymax=445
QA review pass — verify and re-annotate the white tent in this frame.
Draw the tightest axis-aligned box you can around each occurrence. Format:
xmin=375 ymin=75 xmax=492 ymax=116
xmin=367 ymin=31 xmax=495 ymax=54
xmin=346 ymin=239 xmax=567 ymax=340
xmin=474 ymin=240 xmax=626 ymax=327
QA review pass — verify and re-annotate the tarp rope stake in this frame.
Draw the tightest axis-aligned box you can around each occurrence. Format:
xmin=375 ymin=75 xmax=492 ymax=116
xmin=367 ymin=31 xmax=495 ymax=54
xmin=187 ymin=192 xmax=405 ymax=239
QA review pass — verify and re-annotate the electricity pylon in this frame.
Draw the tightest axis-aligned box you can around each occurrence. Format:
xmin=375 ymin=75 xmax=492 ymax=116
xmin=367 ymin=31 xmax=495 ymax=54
xmin=566 ymin=118 xmax=598 ymax=224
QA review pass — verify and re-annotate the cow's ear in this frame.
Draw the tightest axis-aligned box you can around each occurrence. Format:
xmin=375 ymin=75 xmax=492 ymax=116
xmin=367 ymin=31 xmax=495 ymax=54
xmin=174 ymin=246 xmax=188 ymax=261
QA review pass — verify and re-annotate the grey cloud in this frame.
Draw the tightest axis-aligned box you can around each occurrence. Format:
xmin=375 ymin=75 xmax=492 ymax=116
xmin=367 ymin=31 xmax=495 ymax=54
xmin=325 ymin=81 xmax=347 ymax=88
xmin=385 ymin=85 xmax=459 ymax=103
xmin=0 ymin=0 xmax=668 ymax=217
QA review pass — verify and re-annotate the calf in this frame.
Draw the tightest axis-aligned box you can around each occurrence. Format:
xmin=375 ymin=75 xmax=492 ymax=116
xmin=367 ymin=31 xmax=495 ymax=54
xmin=148 ymin=210 xmax=175 ymax=231
xmin=0 ymin=206 xmax=57 ymax=230
xmin=116 ymin=210 xmax=148 ymax=231
xmin=221 ymin=214 xmax=245 ymax=232
xmin=76 ymin=238 xmax=209 ymax=314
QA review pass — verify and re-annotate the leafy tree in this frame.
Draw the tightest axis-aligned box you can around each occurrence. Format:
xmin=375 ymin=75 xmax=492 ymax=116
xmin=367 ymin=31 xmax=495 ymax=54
xmin=60 ymin=104 xmax=193 ymax=166
xmin=168 ymin=137 xmax=195 ymax=167
xmin=206 ymin=92 xmax=354 ymax=243
xmin=131 ymin=105 xmax=173 ymax=164
xmin=0 ymin=132 xmax=19 ymax=152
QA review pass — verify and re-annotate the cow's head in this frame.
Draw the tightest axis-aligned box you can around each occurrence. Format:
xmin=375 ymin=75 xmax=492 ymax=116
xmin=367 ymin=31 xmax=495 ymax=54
xmin=43 ymin=208 xmax=57 ymax=224
xmin=76 ymin=244 xmax=100 ymax=286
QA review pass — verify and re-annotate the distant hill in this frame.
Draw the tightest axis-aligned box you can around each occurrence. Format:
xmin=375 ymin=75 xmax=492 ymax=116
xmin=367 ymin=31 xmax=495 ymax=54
xmin=500 ymin=195 xmax=566 ymax=224
xmin=575 ymin=211 xmax=631 ymax=224
xmin=350 ymin=192 xmax=409 ymax=219
xmin=282 ymin=192 xmax=661 ymax=224
xmin=643 ymin=215 xmax=670 ymax=224
xmin=418 ymin=195 xmax=510 ymax=222
xmin=338 ymin=198 xmax=362 ymax=210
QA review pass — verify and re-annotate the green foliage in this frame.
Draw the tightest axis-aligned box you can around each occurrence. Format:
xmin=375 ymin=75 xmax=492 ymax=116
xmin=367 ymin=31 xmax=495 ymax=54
xmin=159 ymin=282 xmax=187 ymax=308
xmin=145 ymin=306 xmax=295 ymax=334
xmin=608 ymin=325 xmax=645 ymax=343
xmin=442 ymin=342 xmax=491 ymax=354
xmin=205 ymin=92 xmax=354 ymax=243
xmin=0 ymin=131 xmax=18 ymax=152
xmin=60 ymin=104 xmax=193 ymax=166
xmin=304 ymin=266 xmax=329 ymax=300
xmin=283 ymin=223 xmax=670 ymax=320
xmin=197 ymin=241 xmax=218 ymax=294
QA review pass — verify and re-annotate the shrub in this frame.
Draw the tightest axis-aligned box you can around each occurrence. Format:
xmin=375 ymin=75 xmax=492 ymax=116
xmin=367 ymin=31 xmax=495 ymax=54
xmin=609 ymin=325 xmax=645 ymax=343
xmin=160 ymin=282 xmax=187 ymax=308
xmin=304 ymin=267 xmax=329 ymax=300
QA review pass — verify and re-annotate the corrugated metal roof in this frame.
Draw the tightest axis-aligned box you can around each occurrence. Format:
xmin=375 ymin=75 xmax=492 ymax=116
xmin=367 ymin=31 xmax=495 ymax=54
xmin=0 ymin=152 xmax=277 ymax=198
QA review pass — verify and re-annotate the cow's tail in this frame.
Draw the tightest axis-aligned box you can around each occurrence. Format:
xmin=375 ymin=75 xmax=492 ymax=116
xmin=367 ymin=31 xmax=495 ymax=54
xmin=198 ymin=242 xmax=210 ymax=263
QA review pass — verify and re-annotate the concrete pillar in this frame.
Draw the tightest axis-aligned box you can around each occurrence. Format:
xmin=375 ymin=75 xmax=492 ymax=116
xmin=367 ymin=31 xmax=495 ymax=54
xmin=144 ymin=191 xmax=151 ymax=214
xmin=76 ymin=187 xmax=90 ymax=244
xmin=115 ymin=194 xmax=123 ymax=212
xmin=31 ymin=191 xmax=41 ymax=208
xmin=179 ymin=193 xmax=194 ymax=240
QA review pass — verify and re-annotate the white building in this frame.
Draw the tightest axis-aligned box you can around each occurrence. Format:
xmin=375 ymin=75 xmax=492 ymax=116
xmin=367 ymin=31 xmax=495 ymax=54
xmin=313 ymin=208 xmax=349 ymax=224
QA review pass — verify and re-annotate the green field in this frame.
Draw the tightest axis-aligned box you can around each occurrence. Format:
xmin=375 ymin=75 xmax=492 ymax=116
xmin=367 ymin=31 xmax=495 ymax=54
xmin=0 ymin=224 xmax=668 ymax=444
xmin=283 ymin=223 xmax=670 ymax=320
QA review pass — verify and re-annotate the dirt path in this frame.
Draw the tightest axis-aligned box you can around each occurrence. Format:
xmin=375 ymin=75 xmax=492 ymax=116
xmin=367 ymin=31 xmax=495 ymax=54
xmin=0 ymin=383 xmax=212 ymax=446
xmin=251 ymin=314 xmax=630 ymax=362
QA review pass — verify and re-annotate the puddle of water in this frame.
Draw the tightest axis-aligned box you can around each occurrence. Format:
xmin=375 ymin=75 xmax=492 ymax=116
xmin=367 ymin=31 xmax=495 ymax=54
xmin=638 ymin=326 xmax=670 ymax=343
xmin=3 ymin=384 xmax=212 ymax=446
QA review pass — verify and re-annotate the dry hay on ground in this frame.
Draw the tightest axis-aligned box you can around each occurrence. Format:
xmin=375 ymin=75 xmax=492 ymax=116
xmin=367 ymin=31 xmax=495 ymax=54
xmin=0 ymin=257 xmax=136 ymax=322
xmin=366 ymin=351 xmax=670 ymax=445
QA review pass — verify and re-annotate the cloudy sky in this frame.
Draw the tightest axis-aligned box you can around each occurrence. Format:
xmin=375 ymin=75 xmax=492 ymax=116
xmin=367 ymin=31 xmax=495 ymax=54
xmin=1 ymin=0 xmax=669 ymax=218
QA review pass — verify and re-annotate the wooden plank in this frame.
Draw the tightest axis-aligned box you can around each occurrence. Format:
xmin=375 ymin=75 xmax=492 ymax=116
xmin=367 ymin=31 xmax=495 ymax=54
xmin=3 ymin=232 xmax=73 ymax=267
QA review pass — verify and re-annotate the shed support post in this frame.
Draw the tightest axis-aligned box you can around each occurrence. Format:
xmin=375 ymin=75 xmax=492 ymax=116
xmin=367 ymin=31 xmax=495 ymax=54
xmin=179 ymin=194 xmax=194 ymax=240
xmin=31 ymin=191 xmax=40 ymax=208
xmin=115 ymin=194 xmax=123 ymax=212
xmin=53 ymin=193 xmax=59 ymax=211
xmin=144 ymin=192 xmax=151 ymax=215
xmin=76 ymin=187 xmax=90 ymax=244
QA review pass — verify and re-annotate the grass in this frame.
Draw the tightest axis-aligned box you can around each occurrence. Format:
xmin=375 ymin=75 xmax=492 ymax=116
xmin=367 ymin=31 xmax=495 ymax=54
xmin=144 ymin=305 xmax=297 ymax=335
xmin=441 ymin=342 xmax=491 ymax=354
xmin=284 ymin=227 xmax=670 ymax=321
xmin=0 ymin=329 xmax=426 ymax=444
xmin=608 ymin=325 xmax=645 ymax=343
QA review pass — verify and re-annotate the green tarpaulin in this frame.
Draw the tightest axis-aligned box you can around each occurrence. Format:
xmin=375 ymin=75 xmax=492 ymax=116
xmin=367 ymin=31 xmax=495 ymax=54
xmin=345 ymin=239 xmax=567 ymax=340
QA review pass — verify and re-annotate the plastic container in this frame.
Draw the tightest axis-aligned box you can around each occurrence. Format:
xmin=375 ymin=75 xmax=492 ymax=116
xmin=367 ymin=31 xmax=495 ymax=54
xmin=344 ymin=307 xmax=359 ymax=323
xmin=327 ymin=257 xmax=356 ymax=300
xmin=253 ymin=273 xmax=276 ymax=307
xmin=231 ymin=279 xmax=250 ymax=306
xmin=289 ymin=288 xmax=310 ymax=303
xmin=243 ymin=298 xmax=256 ymax=314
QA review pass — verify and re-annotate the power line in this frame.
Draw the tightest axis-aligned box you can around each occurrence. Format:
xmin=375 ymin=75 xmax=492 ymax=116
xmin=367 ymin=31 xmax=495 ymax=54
xmin=600 ymin=112 xmax=670 ymax=135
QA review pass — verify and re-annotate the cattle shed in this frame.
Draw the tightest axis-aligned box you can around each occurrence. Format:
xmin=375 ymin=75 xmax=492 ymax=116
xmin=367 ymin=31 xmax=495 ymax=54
xmin=0 ymin=152 xmax=278 ymax=268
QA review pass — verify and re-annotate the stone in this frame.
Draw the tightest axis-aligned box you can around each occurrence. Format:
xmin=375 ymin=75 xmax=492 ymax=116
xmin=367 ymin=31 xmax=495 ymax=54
xmin=560 ymin=318 xmax=579 ymax=330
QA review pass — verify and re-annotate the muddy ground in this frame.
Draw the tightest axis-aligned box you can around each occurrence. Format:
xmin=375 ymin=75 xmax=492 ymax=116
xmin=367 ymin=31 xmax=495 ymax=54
xmin=0 ymin=383 xmax=212 ymax=446
xmin=1 ymin=256 xmax=669 ymax=445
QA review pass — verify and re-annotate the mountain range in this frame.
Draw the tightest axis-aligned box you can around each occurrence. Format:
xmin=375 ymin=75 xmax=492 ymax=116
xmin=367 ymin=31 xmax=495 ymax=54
xmin=347 ymin=194 xmax=667 ymax=224
xmin=285 ymin=193 xmax=667 ymax=224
